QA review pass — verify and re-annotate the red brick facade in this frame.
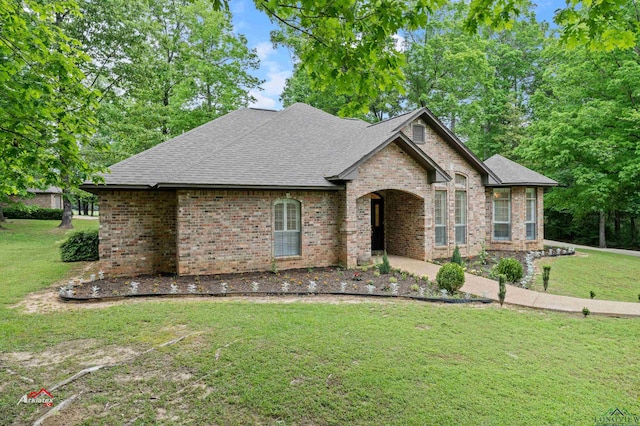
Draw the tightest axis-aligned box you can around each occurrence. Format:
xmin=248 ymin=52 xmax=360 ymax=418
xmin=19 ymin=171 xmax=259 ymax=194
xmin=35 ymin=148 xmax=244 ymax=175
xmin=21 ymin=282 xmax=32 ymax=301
xmin=96 ymin=122 xmax=546 ymax=277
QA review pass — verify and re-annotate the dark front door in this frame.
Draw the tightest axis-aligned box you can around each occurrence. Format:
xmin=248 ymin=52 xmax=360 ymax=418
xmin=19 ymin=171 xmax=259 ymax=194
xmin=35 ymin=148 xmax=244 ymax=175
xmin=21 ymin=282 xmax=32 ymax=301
xmin=371 ymin=198 xmax=384 ymax=251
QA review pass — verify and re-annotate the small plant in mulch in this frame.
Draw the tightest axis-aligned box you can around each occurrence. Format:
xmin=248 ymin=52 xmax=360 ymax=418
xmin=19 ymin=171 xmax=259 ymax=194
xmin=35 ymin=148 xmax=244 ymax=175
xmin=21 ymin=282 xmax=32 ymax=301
xmin=251 ymin=281 xmax=260 ymax=292
xmin=91 ymin=286 xmax=100 ymax=298
xmin=366 ymin=282 xmax=375 ymax=294
xmin=389 ymin=277 xmax=398 ymax=284
xmin=542 ymin=266 xmax=551 ymax=291
xmin=410 ymin=283 xmax=419 ymax=292
xmin=187 ymin=283 xmax=197 ymax=294
xmin=170 ymin=283 xmax=179 ymax=294
xmin=436 ymin=263 xmax=465 ymax=294
xmin=498 ymin=275 xmax=506 ymax=307
xmin=308 ymin=281 xmax=317 ymax=293
xmin=590 ymin=291 xmax=596 ymax=299
xmin=221 ymin=282 xmax=228 ymax=294
xmin=379 ymin=251 xmax=391 ymax=274
xmin=452 ymin=245 xmax=462 ymax=265
xmin=271 ymin=258 xmax=279 ymax=274
xmin=129 ymin=281 xmax=139 ymax=295
xmin=340 ymin=282 xmax=347 ymax=293
xmin=281 ymin=281 xmax=290 ymax=292
xmin=352 ymin=272 xmax=362 ymax=281
xmin=418 ymin=287 xmax=425 ymax=297
xmin=582 ymin=307 xmax=591 ymax=318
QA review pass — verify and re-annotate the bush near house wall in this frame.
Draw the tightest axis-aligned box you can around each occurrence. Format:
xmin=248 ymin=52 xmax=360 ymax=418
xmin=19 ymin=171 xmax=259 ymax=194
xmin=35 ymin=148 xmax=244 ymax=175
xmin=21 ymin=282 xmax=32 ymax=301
xmin=60 ymin=230 xmax=99 ymax=262
xmin=3 ymin=206 xmax=63 ymax=220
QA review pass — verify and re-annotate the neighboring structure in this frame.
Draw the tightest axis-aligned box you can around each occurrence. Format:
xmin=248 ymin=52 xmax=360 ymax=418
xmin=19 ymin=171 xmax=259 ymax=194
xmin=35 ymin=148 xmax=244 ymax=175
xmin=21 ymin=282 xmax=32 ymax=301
xmin=82 ymin=103 xmax=557 ymax=277
xmin=10 ymin=187 xmax=63 ymax=209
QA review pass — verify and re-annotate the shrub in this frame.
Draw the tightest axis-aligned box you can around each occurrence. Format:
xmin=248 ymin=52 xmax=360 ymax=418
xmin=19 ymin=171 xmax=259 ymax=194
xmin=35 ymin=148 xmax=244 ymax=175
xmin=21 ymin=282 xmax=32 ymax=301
xmin=60 ymin=230 xmax=99 ymax=262
xmin=378 ymin=251 xmax=391 ymax=274
xmin=590 ymin=290 xmax=596 ymax=299
xmin=494 ymin=258 xmax=523 ymax=283
xmin=582 ymin=307 xmax=590 ymax=318
xmin=542 ymin=266 xmax=551 ymax=291
xmin=3 ymin=206 xmax=63 ymax=220
xmin=498 ymin=274 xmax=506 ymax=306
xmin=452 ymin=245 xmax=462 ymax=265
xmin=389 ymin=277 xmax=398 ymax=283
xmin=436 ymin=263 xmax=465 ymax=294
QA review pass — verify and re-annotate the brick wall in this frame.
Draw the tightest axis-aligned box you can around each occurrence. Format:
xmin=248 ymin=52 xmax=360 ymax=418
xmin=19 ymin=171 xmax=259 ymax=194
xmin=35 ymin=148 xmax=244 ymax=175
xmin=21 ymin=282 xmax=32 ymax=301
xmin=9 ymin=193 xmax=61 ymax=209
xmin=97 ymin=190 xmax=177 ymax=276
xmin=401 ymin=121 xmax=488 ymax=259
xmin=346 ymin=141 xmax=431 ymax=267
xmin=383 ymin=190 xmax=425 ymax=259
xmin=176 ymin=189 xmax=343 ymax=275
xmin=485 ymin=186 xmax=545 ymax=251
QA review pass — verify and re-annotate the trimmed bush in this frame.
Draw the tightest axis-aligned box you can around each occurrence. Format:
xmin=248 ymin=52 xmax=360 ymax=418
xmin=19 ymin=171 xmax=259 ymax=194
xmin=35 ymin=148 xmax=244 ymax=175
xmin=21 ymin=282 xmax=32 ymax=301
xmin=3 ymin=206 xmax=63 ymax=220
xmin=494 ymin=258 xmax=524 ymax=283
xmin=451 ymin=245 xmax=462 ymax=265
xmin=378 ymin=251 xmax=391 ymax=274
xmin=498 ymin=274 xmax=507 ymax=306
xmin=542 ymin=266 xmax=551 ymax=291
xmin=60 ymin=230 xmax=99 ymax=262
xmin=436 ymin=262 xmax=465 ymax=294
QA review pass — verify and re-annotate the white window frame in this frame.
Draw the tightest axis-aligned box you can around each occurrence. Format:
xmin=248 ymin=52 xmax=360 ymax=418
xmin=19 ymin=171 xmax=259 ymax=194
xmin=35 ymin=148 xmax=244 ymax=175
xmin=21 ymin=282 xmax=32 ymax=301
xmin=274 ymin=199 xmax=301 ymax=257
xmin=412 ymin=124 xmax=425 ymax=143
xmin=493 ymin=188 xmax=511 ymax=241
xmin=434 ymin=190 xmax=447 ymax=246
xmin=454 ymin=175 xmax=467 ymax=245
xmin=525 ymin=188 xmax=537 ymax=240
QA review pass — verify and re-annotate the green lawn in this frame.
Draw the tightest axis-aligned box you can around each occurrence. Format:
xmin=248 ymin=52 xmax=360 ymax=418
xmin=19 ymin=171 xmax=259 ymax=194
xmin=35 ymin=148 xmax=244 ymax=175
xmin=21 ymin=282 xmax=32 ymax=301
xmin=529 ymin=249 xmax=640 ymax=302
xmin=1 ymin=221 xmax=639 ymax=424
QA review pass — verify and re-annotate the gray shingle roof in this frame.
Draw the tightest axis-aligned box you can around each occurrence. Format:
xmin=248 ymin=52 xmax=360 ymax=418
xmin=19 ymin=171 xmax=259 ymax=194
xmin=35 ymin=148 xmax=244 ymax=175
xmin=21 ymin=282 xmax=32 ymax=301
xmin=484 ymin=154 xmax=558 ymax=186
xmin=85 ymin=103 xmax=553 ymax=191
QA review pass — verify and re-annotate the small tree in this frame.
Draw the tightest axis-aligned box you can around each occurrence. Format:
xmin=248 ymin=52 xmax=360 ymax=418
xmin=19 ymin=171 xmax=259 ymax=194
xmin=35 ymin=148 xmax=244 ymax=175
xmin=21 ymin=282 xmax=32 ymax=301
xmin=542 ymin=266 xmax=551 ymax=291
xmin=582 ymin=307 xmax=591 ymax=318
xmin=379 ymin=251 xmax=391 ymax=274
xmin=498 ymin=274 xmax=506 ymax=306
xmin=452 ymin=245 xmax=462 ymax=265
xmin=436 ymin=263 xmax=465 ymax=294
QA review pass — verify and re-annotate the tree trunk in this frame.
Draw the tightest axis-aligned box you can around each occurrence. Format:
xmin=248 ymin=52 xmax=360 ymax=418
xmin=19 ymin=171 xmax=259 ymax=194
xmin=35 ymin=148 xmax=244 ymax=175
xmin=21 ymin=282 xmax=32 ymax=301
xmin=632 ymin=216 xmax=637 ymax=246
xmin=58 ymin=187 xmax=73 ymax=229
xmin=598 ymin=210 xmax=606 ymax=248
xmin=83 ymin=202 xmax=89 ymax=215
xmin=0 ymin=205 xmax=5 ymax=223
xmin=77 ymin=198 xmax=82 ymax=215
xmin=90 ymin=202 xmax=94 ymax=216
xmin=615 ymin=211 xmax=621 ymax=240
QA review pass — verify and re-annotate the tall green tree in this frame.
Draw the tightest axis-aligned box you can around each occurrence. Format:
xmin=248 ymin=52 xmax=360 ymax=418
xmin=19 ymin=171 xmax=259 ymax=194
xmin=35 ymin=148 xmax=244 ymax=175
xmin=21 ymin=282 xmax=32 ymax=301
xmin=522 ymin=37 xmax=640 ymax=247
xmin=0 ymin=0 xmax=103 ymax=227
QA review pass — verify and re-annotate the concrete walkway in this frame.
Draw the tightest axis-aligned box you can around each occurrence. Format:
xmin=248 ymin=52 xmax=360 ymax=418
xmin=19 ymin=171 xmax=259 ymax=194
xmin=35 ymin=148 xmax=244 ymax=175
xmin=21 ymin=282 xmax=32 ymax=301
xmin=544 ymin=239 xmax=640 ymax=258
xmin=386 ymin=255 xmax=640 ymax=317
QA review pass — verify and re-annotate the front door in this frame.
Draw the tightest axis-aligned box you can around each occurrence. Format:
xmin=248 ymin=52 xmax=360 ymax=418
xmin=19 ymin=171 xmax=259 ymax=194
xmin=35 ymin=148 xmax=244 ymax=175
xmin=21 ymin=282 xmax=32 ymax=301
xmin=371 ymin=198 xmax=384 ymax=251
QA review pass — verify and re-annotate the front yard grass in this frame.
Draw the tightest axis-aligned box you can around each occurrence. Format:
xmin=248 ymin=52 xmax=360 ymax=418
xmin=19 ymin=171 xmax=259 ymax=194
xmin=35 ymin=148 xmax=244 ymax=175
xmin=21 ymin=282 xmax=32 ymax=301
xmin=1 ymin=221 xmax=639 ymax=424
xmin=529 ymin=249 xmax=640 ymax=302
xmin=0 ymin=219 xmax=98 ymax=305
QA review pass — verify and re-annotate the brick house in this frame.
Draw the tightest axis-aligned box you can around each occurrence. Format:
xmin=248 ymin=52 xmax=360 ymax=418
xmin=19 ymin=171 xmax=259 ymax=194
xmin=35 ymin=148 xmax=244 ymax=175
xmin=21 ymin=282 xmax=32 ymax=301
xmin=10 ymin=187 xmax=63 ymax=209
xmin=82 ymin=103 xmax=557 ymax=277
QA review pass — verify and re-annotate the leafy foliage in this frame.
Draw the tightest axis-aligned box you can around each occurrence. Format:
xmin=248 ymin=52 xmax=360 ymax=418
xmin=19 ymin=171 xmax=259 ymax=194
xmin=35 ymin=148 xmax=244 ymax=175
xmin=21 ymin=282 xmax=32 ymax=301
xmin=542 ymin=265 xmax=551 ymax=292
xmin=494 ymin=258 xmax=524 ymax=283
xmin=3 ymin=207 xmax=63 ymax=221
xmin=498 ymin=274 xmax=506 ymax=306
xmin=60 ymin=230 xmax=99 ymax=262
xmin=451 ymin=245 xmax=462 ymax=265
xmin=379 ymin=251 xmax=391 ymax=275
xmin=436 ymin=263 xmax=465 ymax=294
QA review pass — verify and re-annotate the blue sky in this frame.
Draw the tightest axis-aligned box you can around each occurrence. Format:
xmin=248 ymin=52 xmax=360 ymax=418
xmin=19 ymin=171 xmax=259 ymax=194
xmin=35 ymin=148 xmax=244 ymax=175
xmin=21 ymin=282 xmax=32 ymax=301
xmin=231 ymin=0 xmax=564 ymax=110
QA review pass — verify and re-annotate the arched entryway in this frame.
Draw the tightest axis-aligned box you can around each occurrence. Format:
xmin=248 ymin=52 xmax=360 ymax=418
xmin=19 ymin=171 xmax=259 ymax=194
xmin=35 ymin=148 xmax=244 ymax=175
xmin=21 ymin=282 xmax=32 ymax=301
xmin=355 ymin=189 xmax=426 ymax=263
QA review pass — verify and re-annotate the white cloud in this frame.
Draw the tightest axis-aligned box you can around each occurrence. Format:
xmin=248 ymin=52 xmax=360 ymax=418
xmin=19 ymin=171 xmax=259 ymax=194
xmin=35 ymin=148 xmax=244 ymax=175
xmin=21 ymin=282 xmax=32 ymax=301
xmin=249 ymin=59 xmax=292 ymax=110
xmin=392 ymin=34 xmax=406 ymax=52
xmin=248 ymin=90 xmax=277 ymax=109
xmin=255 ymin=42 xmax=275 ymax=61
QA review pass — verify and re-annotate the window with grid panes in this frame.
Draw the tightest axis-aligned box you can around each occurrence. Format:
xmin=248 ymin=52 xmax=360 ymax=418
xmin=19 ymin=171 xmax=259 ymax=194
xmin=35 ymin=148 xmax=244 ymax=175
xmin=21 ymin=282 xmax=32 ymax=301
xmin=274 ymin=199 xmax=301 ymax=256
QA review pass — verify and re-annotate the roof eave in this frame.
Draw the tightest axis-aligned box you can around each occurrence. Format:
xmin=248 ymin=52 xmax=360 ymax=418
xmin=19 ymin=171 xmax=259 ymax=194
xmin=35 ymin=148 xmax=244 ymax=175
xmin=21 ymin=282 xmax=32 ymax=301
xmin=155 ymin=183 xmax=345 ymax=191
xmin=485 ymin=181 xmax=558 ymax=187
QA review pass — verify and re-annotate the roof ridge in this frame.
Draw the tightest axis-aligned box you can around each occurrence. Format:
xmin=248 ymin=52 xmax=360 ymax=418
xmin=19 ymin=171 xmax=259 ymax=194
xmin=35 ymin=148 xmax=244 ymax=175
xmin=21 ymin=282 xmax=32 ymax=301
xmin=158 ymin=107 xmax=286 ymax=186
xmin=366 ymin=110 xmax=414 ymax=128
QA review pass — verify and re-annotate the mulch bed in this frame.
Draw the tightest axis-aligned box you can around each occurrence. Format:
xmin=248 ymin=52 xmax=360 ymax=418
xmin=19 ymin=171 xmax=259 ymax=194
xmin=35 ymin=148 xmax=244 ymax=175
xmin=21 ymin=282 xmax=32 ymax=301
xmin=60 ymin=266 xmax=491 ymax=303
xmin=434 ymin=250 xmax=530 ymax=280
